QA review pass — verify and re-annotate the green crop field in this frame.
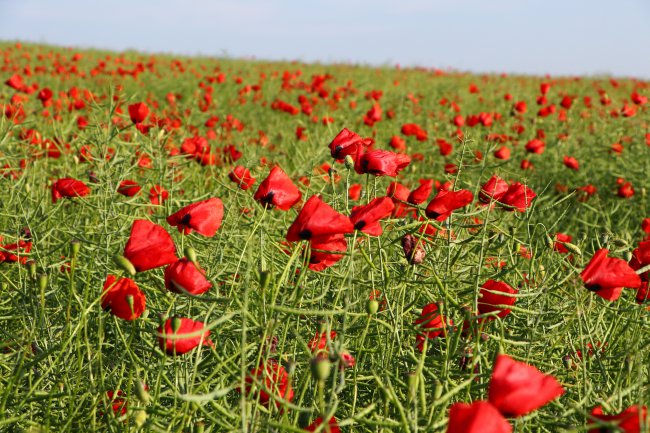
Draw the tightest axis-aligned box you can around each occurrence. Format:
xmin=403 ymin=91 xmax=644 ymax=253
xmin=1 ymin=41 xmax=649 ymax=432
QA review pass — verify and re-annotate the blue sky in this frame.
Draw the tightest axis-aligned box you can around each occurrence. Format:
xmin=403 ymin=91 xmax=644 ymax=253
xmin=1 ymin=0 xmax=649 ymax=78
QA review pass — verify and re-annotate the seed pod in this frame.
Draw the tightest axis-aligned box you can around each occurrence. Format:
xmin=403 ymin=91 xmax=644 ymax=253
xmin=544 ymin=233 xmax=554 ymax=250
xmin=562 ymin=242 xmax=582 ymax=256
xmin=612 ymin=238 xmax=627 ymax=248
xmin=113 ymin=254 xmax=136 ymax=276
xmin=259 ymin=270 xmax=272 ymax=290
xmin=27 ymin=260 xmax=37 ymax=279
xmin=402 ymin=234 xmax=426 ymax=265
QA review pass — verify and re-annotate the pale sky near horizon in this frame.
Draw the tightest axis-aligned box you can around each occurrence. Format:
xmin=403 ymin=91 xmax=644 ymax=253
xmin=1 ymin=0 xmax=649 ymax=78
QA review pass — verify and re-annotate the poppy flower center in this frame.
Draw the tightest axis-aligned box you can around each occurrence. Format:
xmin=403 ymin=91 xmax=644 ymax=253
xmin=261 ymin=191 xmax=275 ymax=207
xmin=354 ymin=221 xmax=366 ymax=230
xmin=299 ymin=229 xmax=312 ymax=240
xmin=180 ymin=214 xmax=192 ymax=225
xmin=585 ymin=284 xmax=602 ymax=292
xmin=427 ymin=210 xmax=441 ymax=219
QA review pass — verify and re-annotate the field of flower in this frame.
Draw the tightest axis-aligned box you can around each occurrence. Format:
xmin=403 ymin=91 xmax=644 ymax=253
xmin=1 ymin=41 xmax=649 ymax=432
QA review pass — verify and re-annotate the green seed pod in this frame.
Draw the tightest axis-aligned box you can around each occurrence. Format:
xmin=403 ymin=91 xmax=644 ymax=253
xmin=135 ymin=380 xmax=151 ymax=405
xmin=184 ymin=246 xmax=197 ymax=264
xmin=433 ymin=380 xmax=443 ymax=400
xmin=545 ymin=234 xmax=555 ymax=250
xmin=407 ymin=372 xmax=417 ymax=401
xmin=612 ymin=238 xmax=627 ymax=248
xmin=113 ymin=254 xmax=136 ymax=276
xmin=344 ymin=155 xmax=355 ymax=170
xmin=623 ymin=251 xmax=633 ymax=262
xmin=366 ymin=299 xmax=379 ymax=315
xmin=562 ymin=242 xmax=582 ymax=256
xmin=311 ymin=357 xmax=331 ymax=382
xmin=38 ymin=273 xmax=48 ymax=292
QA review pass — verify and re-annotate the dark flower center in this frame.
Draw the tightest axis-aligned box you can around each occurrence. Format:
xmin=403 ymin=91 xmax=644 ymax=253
xmin=427 ymin=210 xmax=441 ymax=220
xmin=180 ymin=214 xmax=192 ymax=225
xmin=299 ymin=229 xmax=312 ymax=240
xmin=585 ymin=284 xmax=602 ymax=292
xmin=354 ymin=221 xmax=366 ymax=230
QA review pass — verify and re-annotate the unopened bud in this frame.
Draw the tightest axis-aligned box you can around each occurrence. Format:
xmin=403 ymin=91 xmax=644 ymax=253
xmin=624 ymin=251 xmax=633 ymax=262
xmin=134 ymin=409 xmax=147 ymax=427
xmin=184 ymin=246 xmax=197 ymax=264
xmin=171 ymin=317 xmax=182 ymax=333
xmin=70 ymin=239 xmax=80 ymax=258
xmin=135 ymin=381 xmax=151 ymax=404
xmin=311 ymin=357 xmax=331 ymax=382
xmin=113 ymin=254 xmax=136 ymax=276
xmin=545 ymin=234 xmax=554 ymax=250
xmin=344 ymin=155 xmax=355 ymax=170
xmin=366 ymin=299 xmax=379 ymax=315
xmin=27 ymin=260 xmax=37 ymax=279
xmin=259 ymin=270 xmax=272 ymax=290
xmin=38 ymin=273 xmax=48 ymax=292
xmin=402 ymin=234 xmax=426 ymax=265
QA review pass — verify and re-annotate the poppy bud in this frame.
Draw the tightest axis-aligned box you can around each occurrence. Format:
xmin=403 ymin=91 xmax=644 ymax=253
xmin=194 ymin=422 xmax=205 ymax=433
xmin=561 ymin=242 xmax=582 ymax=256
xmin=366 ymin=299 xmax=379 ymax=315
xmin=38 ymin=273 xmax=47 ymax=292
xmin=114 ymin=254 xmax=137 ymax=276
xmin=171 ymin=317 xmax=182 ymax=333
xmin=71 ymin=239 xmax=80 ymax=258
xmin=284 ymin=359 xmax=297 ymax=376
xmin=624 ymin=251 xmax=633 ymax=262
xmin=184 ymin=246 xmax=197 ymax=264
xmin=134 ymin=409 xmax=147 ymax=427
xmin=259 ymin=270 xmax=272 ymax=290
xmin=407 ymin=372 xmax=417 ymax=401
xmin=311 ymin=357 xmax=331 ymax=382
xmin=135 ymin=381 xmax=151 ymax=404
xmin=433 ymin=380 xmax=443 ymax=400
xmin=344 ymin=155 xmax=355 ymax=170
xmin=562 ymin=355 xmax=573 ymax=370
xmin=402 ymin=234 xmax=426 ymax=265
xmin=600 ymin=233 xmax=610 ymax=246
xmin=27 ymin=260 xmax=36 ymax=279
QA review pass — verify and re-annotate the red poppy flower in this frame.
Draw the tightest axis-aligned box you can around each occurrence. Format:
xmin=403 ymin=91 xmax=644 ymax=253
xmin=618 ymin=181 xmax=635 ymax=198
xmin=500 ymin=183 xmax=536 ymax=212
xmin=446 ymin=401 xmax=512 ymax=433
xmin=494 ymin=146 xmax=511 ymax=160
xmin=158 ymin=317 xmax=213 ymax=355
xmin=117 ymin=180 xmax=141 ymax=197
xmin=254 ymin=166 xmax=302 ymax=210
xmin=349 ymin=196 xmax=395 ymax=236
xmin=581 ymin=249 xmax=641 ymax=301
xmin=425 ymin=189 xmax=474 ymax=221
xmin=308 ymin=330 xmax=337 ymax=354
xmin=408 ymin=179 xmax=434 ymax=205
xmin=328 ymin=127 xmax=373 ymax=160
xmin=101 ymin=275 xmax=146 ymax=321
xmin=356 ymin=150 xmax=411 ymax=177
xmin=123 ymin=219 xmax=178 ymax=272
xmin=348 ymin=183 xmax=362 ymax=200
xmin=243 ymin=359 xmax=294 ymax=407
xmin=0 ymin=240 xmax=32 ymax=264
xmin=414 ymin=302 xmax=452 ymax=351
xmin=228 ymin=166 xmax=256 ymax=190
xmin=149 ymin=185 xmax=169 ymax=206
xmin=630 ymin=240 xmax=650 ymax=277
xmin=128 ymin=102 xmax=149 ymax=124
xmin=167 ymin=198 xmax=224 ymax=237
xmin=308 ymin=233 xmax=348 ymax=271
xmin=563 ymin=156 xmax=579 ymax=170
xmin=588 ymin=405 xmax=647 ymax=433
xmin=401 ymin=123 xmax=428 ymax=141
xmin=164 ymin=258 xmax=212 ymax=295
xmin=52 ymin=178 xmax=90 ymax=203
xmin=387 ymin=182 xmax=411 ymax=217
xmin=488 ymin=354 xmax=564 ymax=417
xmin=286 ymin=195 xmax=354 ymax=242
xmin=305 ymin=417 xmax=341 ymax=433
xmin=479 ymin=176 xmax=509 ymax=204
xmin=478 ymin=280 xmax=518 ymax=319
xmin=103 ymin=390 xmax=127 ymax=417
